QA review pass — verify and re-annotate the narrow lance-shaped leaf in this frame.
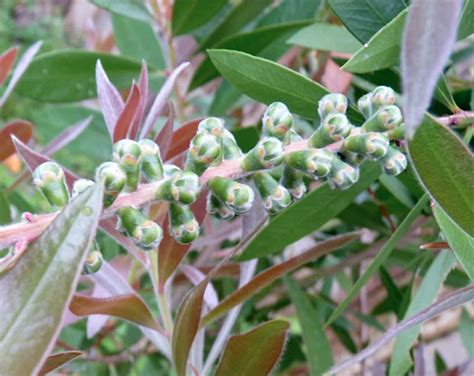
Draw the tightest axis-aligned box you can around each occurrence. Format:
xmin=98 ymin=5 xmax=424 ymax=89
xmin=91 ymin=0 xmax=152 ymax=22
xmin=172 ymin=0 xmax=227 ymax=36
xmin=327 ymin=285 xmax=474 ymax=375
xmin=0 ymin=120 xmax=33 ymax=161
xmin=214 ymin=320 xmax=289 ymax=376
xmin=402 ymin=0 xmax=463 ymax=138
xmin=113 ymin=83 xmax=141 ymax=142
xmin=0 ymin=46 xmax=19 ymax=86
xmin=0 ymin=183 xmax=103 ymax=376
xmin=38 ymin=351 xmax=83 ymax=375
xmin=164 ymin=118 xmax=202 ymax=160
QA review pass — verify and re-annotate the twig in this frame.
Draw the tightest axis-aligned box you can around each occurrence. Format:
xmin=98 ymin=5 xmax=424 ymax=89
xmin=437 ymin=111 xmax=474 ymax=128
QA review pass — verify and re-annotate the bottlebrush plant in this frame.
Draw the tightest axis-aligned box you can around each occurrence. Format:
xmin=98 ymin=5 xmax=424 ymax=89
xmin=0 ymin=1 xmax=473 ymax=376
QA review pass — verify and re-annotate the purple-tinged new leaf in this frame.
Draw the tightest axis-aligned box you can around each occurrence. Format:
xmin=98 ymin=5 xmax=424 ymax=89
xmin=0 ymin=41 xmax=42 ymax=106
xmin=0 ymin=47 xmax=19 ymax=86
xmin=96 ymin=60 xmax=124 ymax=138
xmin=402 ymin=0 xmax=463 ymax=139
xmin=38 ymin=351 xmax=83 ymax=375
xmin=113 ymin=83 xmax=141 ymax=142
xmin=42 ymin=116 xmax=93 ymax=156
xmin=154 ymin=102 xmax=174 ymax=157
xmin=140 ymin=62 xmax=190 ymax=138
xmin=129 ymin=61 xmax=149 ymax=139
xmin=180 ymin=265 xmax=218 ymax=309
xmin=164 ymin=117 xmax=202 ymax=160
xmin=0 ymin=120 xmax=33 ymax=161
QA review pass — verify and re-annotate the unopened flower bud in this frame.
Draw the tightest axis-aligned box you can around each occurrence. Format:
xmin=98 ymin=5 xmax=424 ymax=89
xmin=308 ymin=113 xmax=352 ymax=148
xmin=206 ymin=192 xmax=235 ymax=221
xmin=72 ymin=179 xmax=94 ymax=198
xmin=281 ymin=166 xmax=306 ymax=199
xmin=83 ymin=243 xmax=103 ymax=274
xmin=253 ymin=171 xmax=291 ymax=214
xmin=371 ymin=86 xmax=396 ymax=111
xmin=185 ymin=132 xmax=222 ymax=175
xmin=113 ymin=139 xmax=142 ymax=191
xmin=163 ymin=164 xmax=181 ymax=178
xmin=386 ymin=123 xmax=405 ymax=140
xmin=168 ymin=202 xmax=200 ymax=244
xmin=340 ymin=150 xmax=365 ymax=166
xmin=343 ymin=132 xmax=389 ymax=160
xmin=117 ymin=207 xmax=163 ymax=250
xmin=318 ymin=93 xmax=348 ymax=120
xmin=285 ymin=148 xmax=333 ymax=179
xmin=139 ymin=139 xmax=164 ymax=182
xmin=33 ymin=161 xmax=70 ymax=209
xmin=241 ymin=137 xmax=284 ymax=171
xmin=380 ymin=146 xmax=407 ymax=176
xmin=262 ymin=102 xmax=293 ymax=141
xmin=96 ymin=162 xmax=126 ymax=207
xmin=197 ymin=117 xmax=225 ymax=137
xmin=357 ymin=93 xmax=373 ymax=119
xmin=362 ymin=105 xmax=403 ymax=132
xmin=328 ymin=157 xmax=359 ymax=190
xmin=286 ymin=129 xmax=303 ymax=143
xmin=222 ymin=129 xmax=243 ymax=159
xmin=208 ymin=177 xmax=254 ymax=215
xmin=155 ymin=170 xmax=201 ymax=205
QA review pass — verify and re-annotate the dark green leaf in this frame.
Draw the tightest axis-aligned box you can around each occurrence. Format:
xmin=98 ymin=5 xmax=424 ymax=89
xmin=408 ymin=115 xmax=474 ymax=236
xmin=239 ymin=162 xmax=380 ymax=260
xmin=0 ymin=183 xmax=103 ymax=375
xmin=91 ymin=0 xmax=152 ymax=22
xmin=256 ymin=0 xmax=320 ymax=27
xmin=458 ymin=0 xmax=474 ymax=40
xmin=208 ymin=79 xmax=241 ymax=115
xmin=378 ymin=266 xmax=404 ymax=318
xmin=0 ymin=192 xmax=11 ymax=225
xmin=172 ymin=0 xmax=227 ymax=35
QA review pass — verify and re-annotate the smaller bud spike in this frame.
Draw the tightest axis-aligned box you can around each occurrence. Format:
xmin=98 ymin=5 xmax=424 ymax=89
xmin=380 ymin=146 xmax=408 ymax=176
xmin=262 ymin=102 xmax=293 ymax=141
xmin=32 ymin=161 xmax=70 ymax=209
xmin=327 ymin=156 xmax=359 ymax=190
xmin=241 ymin=137 xmax=284 ymax=171
xmin=185 ymin=132 xmax=222 ymax=175
xmin=343 ymin=132 xmax=389 ymax=160
xmin=308 ymin=113 xmax=352 ymax=148
xmin=117 ymin=207 xmax=163 ymax=250
xmin=139 ymin=139 xmax=164 ymax=182
xmin=155 ymin=170 xmax=201 ymax=205
xmin=362 ymin=105 xmax=403 ymax=132
xmin=285 ymin=148 xmax=333 ymax=179
xmin=253 ymin=171 xmax=291 ymax=214
xmin=168 ymin=202 xmax=200 ymax=244
xmin=96 ymin=161 xmax=126 ymax=207
xmin=208 ymin=177 xmax=254 ymax=215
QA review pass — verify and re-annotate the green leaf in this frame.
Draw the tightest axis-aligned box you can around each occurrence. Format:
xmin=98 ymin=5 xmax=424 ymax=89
xmin=191 ymin=21 xmax=309 ymax=89
xmin=389 ymin=250 xmax=456 ymax=376
xmin=256 ymin=0 xmax=321 ymax=27
xmin=214 ymin=320 xmax=289 ymax=376
xmin=434 ymin=205 xmax=474 ymax=280
xmin=239 ymin=162 xmax=380 ymax=260
xmin=0 ymin=192 xmax=11 ymax=225
xmin=329 ymin=0 xmax=406 ymax=43
xmin=0 ymin=183 xmax=103 ymax=375
xmin=199 ymin=0 xmax=273 ymax=50
xmin=378 ymin=266 xmax=404 ymax=319
xmin=91 ymin=0 xmax=152 ymax=22
xmin=285 ymin=276 xmax=333 ymax=375
xmin=112 ymin=14 xmax=165 ymax=69
xmin=15 ymin=50 xmax=145 ymax=102
xmin=342 ymin=9 xmax=407 ymax=73
xmin=458 ymin=0 xmax=474 ymax=40
xmin=459 ymin=308 xmax=474 ymax=357
xmin=172 ymin=0 xmax=227 ymax=35
xmin=208 ymin=79 xmax=241 ymax=115
xmin=288 ymin=23 xmax=362 ymax=54
xmin=408 ymin=115 xmax=474 ymax=236
xmin=325 ymin=194 xmax=429 ymax=327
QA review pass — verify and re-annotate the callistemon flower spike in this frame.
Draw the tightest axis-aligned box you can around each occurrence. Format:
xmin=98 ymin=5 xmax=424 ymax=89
xmin=112 ymin=139 xmax=142 ymax=192
xmin=281 ymin=166 xmax=306 ymax=200
xmin=82 ymin=241 xmax=103 ymax=275
xmin=139 ymin=139 xmax=164 ymax=182
xmin=253 ymin=171 xmax=291 ymax=214
xmin=197 ymin=117 xmax=225 ymax=137
xmin=327 ymin=156 xmax=360 ymax=190
xmin=72 ymin=178 xmax=94 ymax=198
xmin=285 ymin=148 xmax=333 ymax=179
xmin=168 ymin=202 xmax=200 ymax=244
xmin=222 ymin=129 xmax=244 ymax=159
xmin=206 ymin=192 xmax=235 ymax=220
xmin=185 ymin=132 xmax=223 ymax=175
xmin=361 ymin=105 xmax=403 ymax=133
xmin=343 ymin=132 xmax=389 ymax=160
xmin=381 ymin=145 xmax=408 ymax=176
xmin=370 ymin=85 xmax=396 ymax=112
xmin=117 ymin=206 xmax=163 ymax=251
xmin=308 ymin=113 xmax=352 ymax=148
xmin=95 ymin=161 xmax=126 ymax=207
xmin=241 ymin=137 xmax=284 ymax=171
xmin=155 ymin=170 xmax=201 ymax=205
xmin=387 ymin=122 xmax=405 ymax=141
xmin=32 ymin=162 xmax=70 ymax=209
xmin=262 ymin=102 xmax=293 ymax=141
xmin=318 ymin=93 xmax=348 ymax=121
xmin=207 ymin=176 xmax=254 ymax=215
xmin=357 ymin=93 xmax=373 ymax=120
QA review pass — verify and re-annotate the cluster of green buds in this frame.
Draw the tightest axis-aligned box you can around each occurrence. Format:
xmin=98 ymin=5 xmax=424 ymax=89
xmin=30 ymin=86 xmax=408 ymax=269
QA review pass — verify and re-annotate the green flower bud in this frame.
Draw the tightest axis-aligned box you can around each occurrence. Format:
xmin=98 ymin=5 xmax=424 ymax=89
xmin=113 ymin=139 xmax=142 ymax=192
xmin=285 ymin=148 xmax=333 ymax=179
xmin=163 ymin=164 xmax=181 ymax=178
xmin=362 ymin=105 xmax=403 ymax=132
xmin=95 ymin=162 xmax=127 ymax=207
xmin=386 ymin=122 xmax=405 ymax=140
xmin=281 ymin=166 xmax=306 ymax=200
xmin=168 ymin=202 xmax=200 ymax=244
xmin=371 ymin=86 xmax=396 ymax=112
xmin=222 ymin=129 xmax=244 ymax=159
xmin=208 ymin=177 xmax=254 ymax=215
xmin=357 ymin=93 xmax=373 ymax=119
xmin=328 ymin=157 xmax=359 ymax=190
xmin=83 ymin=244 xmax=103 ymax=275
xmin=197 ymin=117 xmax=225 ymax=137
xmin=343 ymin=132 xmax=389 ymax=160
xmin=155 ymin=170 xmax=201 ymax=205
xmin=185 ymin=132 xmax=222 ymax=175
xmin=380 ymin=146 xmax=407 ymax=176
xmin=241 ymin=137 xmax=284 ymax=171
xmin=72 ymin=179 xmax=94 ymax=198
xmin=253 ymin=171 xmax=291 ymax=214
xmin=340 ymin=150 xmax=366 ymax=166
xmin=139 ymin=139 xmax=164 ymax=182
xmin=286 ymin=129 xmax=303 ymax=143
xmin=262 ymin=102 xmax=293 ymax=140
xmin=318 ymin=93 xmax=348 ymax=120
xmin=308 ymin=113 xmax=352 ymax=148
xmin=33 ymin=161 xmax=70 ymax=209
xmin=117 ymin=207 xmax=163 ymax=250
xmin=206 ymin=192 xmax=235 ymax=221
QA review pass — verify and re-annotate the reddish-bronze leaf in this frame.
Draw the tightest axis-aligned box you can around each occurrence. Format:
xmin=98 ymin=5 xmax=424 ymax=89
xmin=154 ymin=102 xmax=174 ymax=157
xmin=129 ymin=62 xmax=148 ymax=139
xmin=164 ymin=118 xmax=202 ymax=160
xmin=214 ymin=320 xmax=289 ymax=376
xmin=113 ymin=83 xmax=141 ymax=142
xmin=0 ymin=120 xmax=33 ymax=161
xmin=70 ymin=293 xmax=163 ymax=333
xmin=0 ymin=47 xmax=19 ymax=86
xmin=38 ymin=351 xmax=83 ymax=375
xmin=201 ymin=232 xmax=360 ymax=327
